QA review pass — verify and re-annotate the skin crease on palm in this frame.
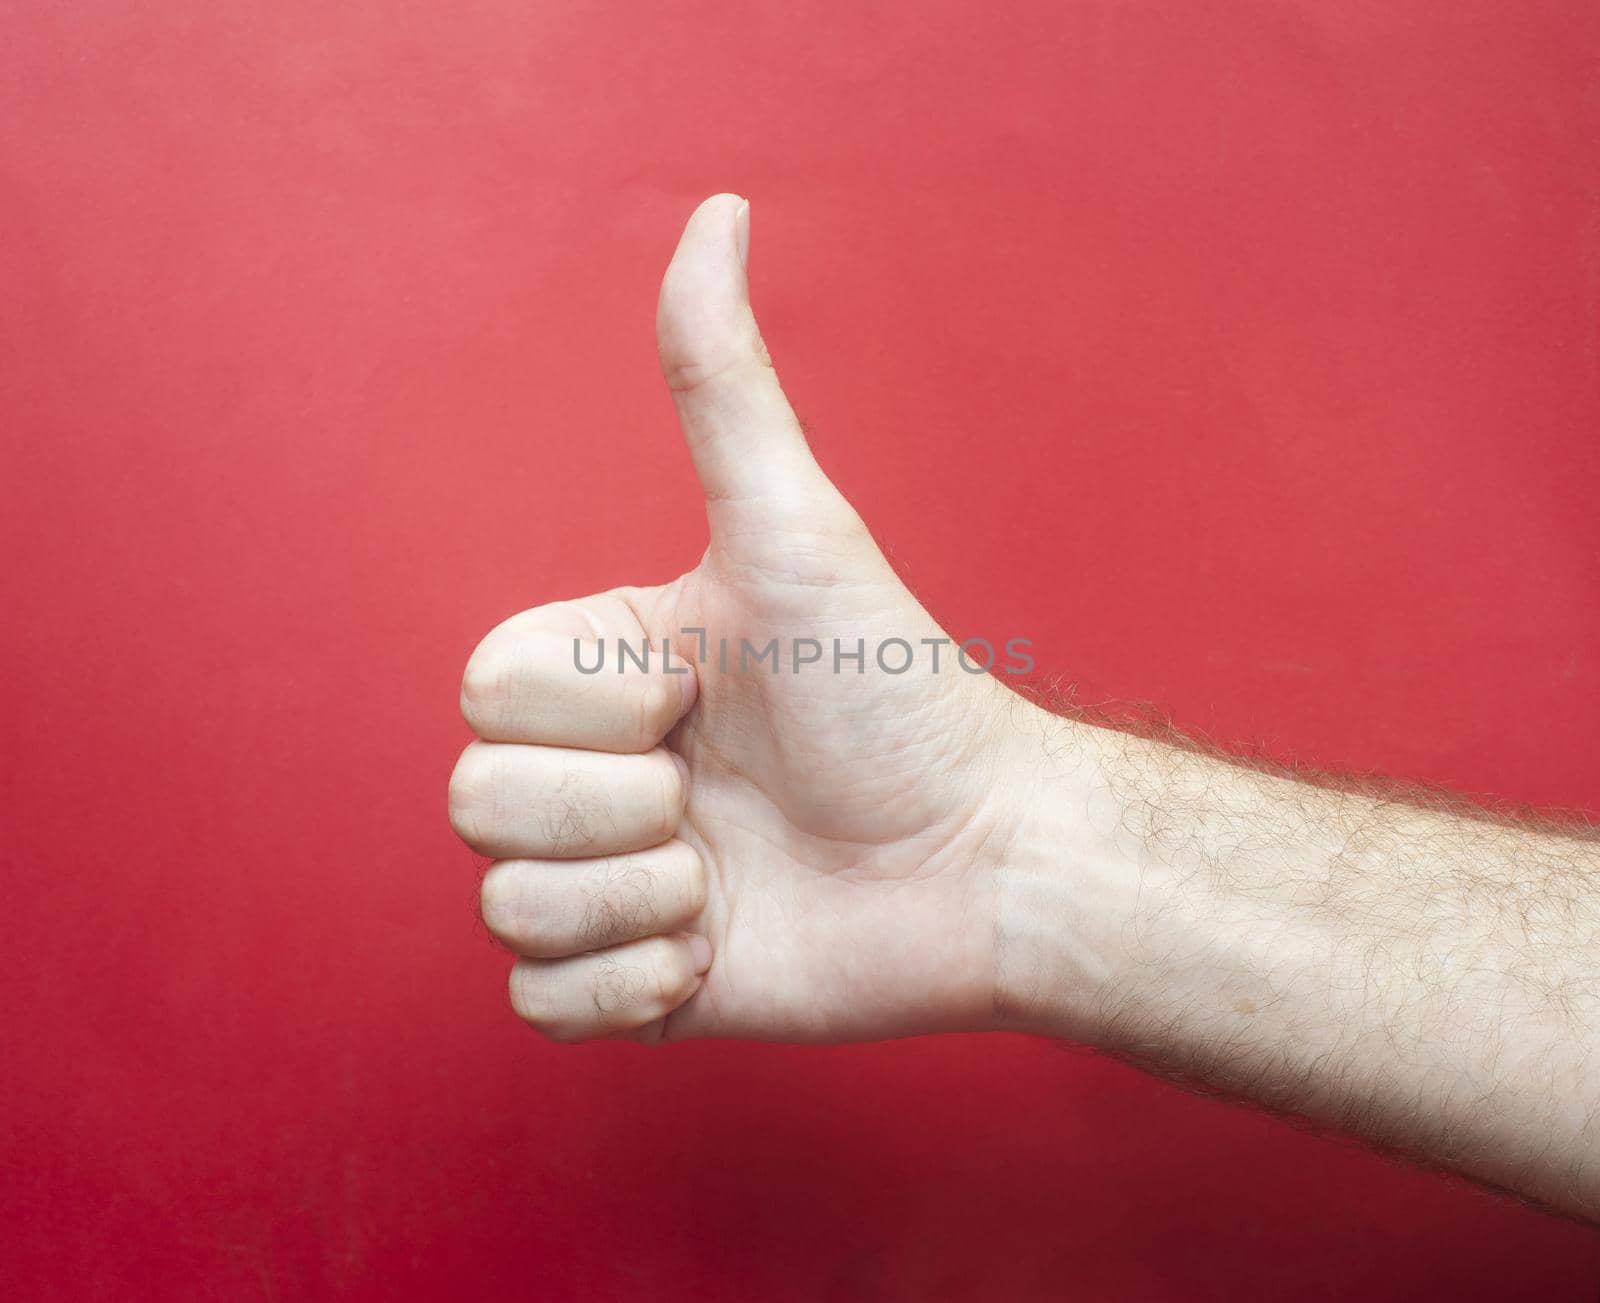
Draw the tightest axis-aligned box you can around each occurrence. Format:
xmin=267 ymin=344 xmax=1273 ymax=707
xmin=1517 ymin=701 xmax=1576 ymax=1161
xmin=450 ymin=193 xmax=1030 ymax=1045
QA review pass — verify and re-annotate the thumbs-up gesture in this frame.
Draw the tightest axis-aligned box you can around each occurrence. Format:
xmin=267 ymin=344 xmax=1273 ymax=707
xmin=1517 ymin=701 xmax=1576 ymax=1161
xmin=450 ymin=195 xmax=1042 ymax=1044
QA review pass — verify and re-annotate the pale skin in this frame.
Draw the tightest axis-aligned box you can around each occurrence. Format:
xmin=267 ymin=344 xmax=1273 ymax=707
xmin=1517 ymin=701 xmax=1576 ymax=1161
xmin=449 ymin=194 xmax=1600 ymax=1219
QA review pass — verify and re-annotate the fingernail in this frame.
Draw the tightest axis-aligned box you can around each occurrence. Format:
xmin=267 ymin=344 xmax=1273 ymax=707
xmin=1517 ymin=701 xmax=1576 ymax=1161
xmin=734 ymin=199 xmax=750 ymax=270
xmin=686 ymin=933 xmax=713 ymax=974
xmin=675 ymin=659 xmax=698 ymax=716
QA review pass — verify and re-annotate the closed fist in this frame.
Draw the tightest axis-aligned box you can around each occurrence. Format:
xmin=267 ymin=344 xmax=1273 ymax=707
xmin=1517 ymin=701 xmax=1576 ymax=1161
xmin=450 ymin=195 xmax=1031 ymax=1044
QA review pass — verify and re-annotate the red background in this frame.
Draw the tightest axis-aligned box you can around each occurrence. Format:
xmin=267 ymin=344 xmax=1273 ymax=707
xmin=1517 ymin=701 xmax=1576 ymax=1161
xmin=4 ymin=1 xmax=1599 ymax=1298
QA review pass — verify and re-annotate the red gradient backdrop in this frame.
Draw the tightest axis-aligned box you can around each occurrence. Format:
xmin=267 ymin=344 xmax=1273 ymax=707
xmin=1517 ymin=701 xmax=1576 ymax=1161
xmin=4 ymin=2 xmax=1598 ymax=1298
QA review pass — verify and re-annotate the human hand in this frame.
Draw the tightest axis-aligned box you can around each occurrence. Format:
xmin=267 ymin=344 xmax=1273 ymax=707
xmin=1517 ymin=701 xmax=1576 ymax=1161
xmin=448 ymin=194 xmax=1041 ymax=1044
xmin=451 ymin=195 xmax=1600 ymax=1221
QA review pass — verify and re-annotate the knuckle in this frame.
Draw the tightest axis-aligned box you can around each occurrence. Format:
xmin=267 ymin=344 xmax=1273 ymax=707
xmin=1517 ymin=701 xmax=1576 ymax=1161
xmin=448 ymin=745 xmax=499 ymax=847
xmin=459 ymin=639 xmax=512 ymax=733
xmin=658 ymin=310 xmax=771 ymax=395
xmin=578 ymin=856 xmax=660 ymax=949
xmin=507 ymin=961 xmax=549 ymax=1025
xmin=538 ymin=763 xmax=607 ymax=856
xmin=481 ymin=864 xmax=540 ymax=946
xmin=591 ymin=955 xmax=651 ymax=1021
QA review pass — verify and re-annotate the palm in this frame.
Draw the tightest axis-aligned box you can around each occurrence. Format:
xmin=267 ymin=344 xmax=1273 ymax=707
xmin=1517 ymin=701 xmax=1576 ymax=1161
xmin=639 ymin=532 xmax=1007 ymax=1041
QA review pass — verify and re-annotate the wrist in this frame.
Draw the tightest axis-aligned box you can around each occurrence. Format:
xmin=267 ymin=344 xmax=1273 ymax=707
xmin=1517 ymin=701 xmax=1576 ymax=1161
xmin=984 ymin=698 xmax=1155 ymax=1043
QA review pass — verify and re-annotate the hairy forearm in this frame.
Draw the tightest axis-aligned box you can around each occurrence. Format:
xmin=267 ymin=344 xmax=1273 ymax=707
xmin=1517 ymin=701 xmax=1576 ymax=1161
xmin=992 ymin=703 xmax=1600 ymax=1218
